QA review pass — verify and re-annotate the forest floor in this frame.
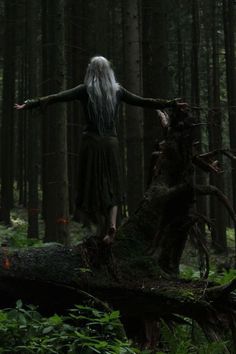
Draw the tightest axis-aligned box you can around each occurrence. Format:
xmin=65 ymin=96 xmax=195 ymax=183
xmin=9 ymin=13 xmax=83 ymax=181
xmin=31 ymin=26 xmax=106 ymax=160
xmin=0 ymin=206 xmax=88 ymax=248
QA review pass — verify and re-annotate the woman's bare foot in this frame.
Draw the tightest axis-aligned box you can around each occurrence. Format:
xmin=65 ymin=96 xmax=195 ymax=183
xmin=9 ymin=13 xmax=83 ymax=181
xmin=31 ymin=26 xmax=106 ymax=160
xmin=103 ymin=226 xmax=116 ymax=245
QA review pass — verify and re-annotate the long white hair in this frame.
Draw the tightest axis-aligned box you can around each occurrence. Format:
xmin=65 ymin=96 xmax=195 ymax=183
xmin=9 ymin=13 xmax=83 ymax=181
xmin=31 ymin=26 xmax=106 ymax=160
xmin=84 ymin=56 xmax=119 ymax=135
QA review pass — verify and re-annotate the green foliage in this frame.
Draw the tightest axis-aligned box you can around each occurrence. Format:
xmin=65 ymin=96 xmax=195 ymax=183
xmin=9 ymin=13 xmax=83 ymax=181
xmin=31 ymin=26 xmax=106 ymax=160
xmin=208 ymin=268 xmax=236 ymax=285
xmin=160 ymin=322 xmax=192 ymax=354
xmin=0 ymin=208 xmax=87 ymax=248
xmin=180 ymin=264 xmax=216 ymax=280
xmin=0 ymin=211 xmax=43 ymax=248
xmin=0 ymin=301 xmax=138 ymax=354
xmin=159 ymin=321 xmax=228 ymax=354
xmin=0 ymin=301 xmax=231 ymax=354
xmin=180 ymin=262 xmax=236 ymax=286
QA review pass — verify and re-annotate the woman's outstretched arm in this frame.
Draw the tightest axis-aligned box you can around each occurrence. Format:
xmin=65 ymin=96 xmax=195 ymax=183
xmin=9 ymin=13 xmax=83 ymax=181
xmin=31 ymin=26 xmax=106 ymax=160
xmin=15 ymin=84 xmax=86 ymax=110
xmin=120 ymin=86 xmax=186 ymax=109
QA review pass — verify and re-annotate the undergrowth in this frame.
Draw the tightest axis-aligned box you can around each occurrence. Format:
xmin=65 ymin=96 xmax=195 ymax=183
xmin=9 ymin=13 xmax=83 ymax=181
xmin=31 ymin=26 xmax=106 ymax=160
xmin=0 ymin=301 xmax=230 ymax=354
xmin=0 ymin=208 xmax=87 ymax=248
xmin=0 ymin=300 xmax=137 ymax=354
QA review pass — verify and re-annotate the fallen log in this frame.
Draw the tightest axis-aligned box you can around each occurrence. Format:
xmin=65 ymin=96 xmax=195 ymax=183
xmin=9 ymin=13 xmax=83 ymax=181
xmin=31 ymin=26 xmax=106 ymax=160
xmin=0 ymin=240 xmax=235 ymax=353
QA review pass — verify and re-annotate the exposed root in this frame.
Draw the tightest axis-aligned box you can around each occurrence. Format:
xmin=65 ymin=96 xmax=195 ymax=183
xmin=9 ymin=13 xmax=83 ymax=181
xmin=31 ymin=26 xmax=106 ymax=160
xmin=205 ymin=278 xmax=236 ymax=300
xmin=195 ymin=184 xmax=236 ymax=223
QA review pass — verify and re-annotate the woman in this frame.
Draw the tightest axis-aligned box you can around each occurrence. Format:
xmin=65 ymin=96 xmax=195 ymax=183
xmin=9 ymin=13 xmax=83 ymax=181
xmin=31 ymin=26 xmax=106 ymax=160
xmin=15 ymin=56 xmax=186 ymax=244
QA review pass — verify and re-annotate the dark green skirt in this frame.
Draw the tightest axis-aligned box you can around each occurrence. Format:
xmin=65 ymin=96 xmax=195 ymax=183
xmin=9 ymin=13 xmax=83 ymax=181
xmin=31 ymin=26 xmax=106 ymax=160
xmin=76 ymin=133 xmax=123 ymax=215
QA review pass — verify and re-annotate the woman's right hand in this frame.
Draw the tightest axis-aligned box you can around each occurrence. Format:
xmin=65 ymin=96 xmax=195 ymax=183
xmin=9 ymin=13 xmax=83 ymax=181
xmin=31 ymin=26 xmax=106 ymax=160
xmin=14 ymin=103 xmax=26 ymax=110
xmin=177 ymin=102 xmax=188 ymax=110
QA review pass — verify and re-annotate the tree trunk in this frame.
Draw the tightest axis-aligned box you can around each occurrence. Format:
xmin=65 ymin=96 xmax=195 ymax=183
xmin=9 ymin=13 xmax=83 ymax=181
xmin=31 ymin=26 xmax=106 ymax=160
xmin=208 ymin=0 xmax=227 ymax=252
xmin=142 ymin=0 xmax=170 ymax=186
xmin=223 ymin=0 xmax=236 ymax=257
xmin=41 ymin=0 xmax=70 ymax=244
xmin=41 ymin=0 xmax=50 ymax=220
xmin=122 ymin=0 xmax=143 ymax=215
xmin=191 ymin=0 xmax=207 ymax=236
xmin=95 ymin=0 xmax=109 ymax=57
xmin=1 ymin=0 xmax=16 ymax=225
xmin=176 ymin=0 xmax=186 ymax=99
xmin=16 ymin=53 xmax=26 ymax=206
xmin=65 ymin=0 xmax=77 ymax=214
xmin=26 ymin=0 xmax=40 ymax=239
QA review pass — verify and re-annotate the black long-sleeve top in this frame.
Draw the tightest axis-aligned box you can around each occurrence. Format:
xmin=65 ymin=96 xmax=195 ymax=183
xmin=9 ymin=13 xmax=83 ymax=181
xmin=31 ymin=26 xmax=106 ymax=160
xmin=25 ymin=84 xmax=177 ymax=136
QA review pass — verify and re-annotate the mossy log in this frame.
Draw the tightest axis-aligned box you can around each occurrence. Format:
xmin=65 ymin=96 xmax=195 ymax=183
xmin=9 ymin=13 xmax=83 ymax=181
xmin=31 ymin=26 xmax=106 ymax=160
xmin=0 ymin=244 xmax=235 ymax=352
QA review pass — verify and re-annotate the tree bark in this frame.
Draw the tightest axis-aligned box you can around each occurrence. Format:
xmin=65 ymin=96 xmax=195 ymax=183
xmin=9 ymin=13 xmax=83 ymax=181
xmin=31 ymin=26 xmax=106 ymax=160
xmin=1 ymin=0 xmax=16 ymax=225
xmin=41 ymin=0 xmax=69 ymax=244
xmin=122 ymin=0 xmax=144 ymax=215
xmin=223 ymin=0 xmax=236 ymax=258
xmin=176 ymin=0 xmax=186 ymax=99
xmin=26 ymin=0 xmax=40 ymax=239
xmin=208 ymin=0 xmax=227 ymax=252
xmin=191 ymin=0 xmax=207 ymax=237
xmin=142 ymin=0 xmax=170 ymax=186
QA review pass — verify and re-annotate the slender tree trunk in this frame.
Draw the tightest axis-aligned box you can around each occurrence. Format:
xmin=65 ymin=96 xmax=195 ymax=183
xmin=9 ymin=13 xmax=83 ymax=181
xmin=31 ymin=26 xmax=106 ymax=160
xmin=109 ymin=0 xmax=125 ymax=220
xmin=41 ymin=0 xmax=50 ymax=221
xmin=223 ymin=0 xmax=236 ymax=257
xmin=26 ymin=0 xmax=40 ymax=238
xmin=191 ymin=0 xmax=206 ymax=234
xmin=122 ymin=0 xmax=143 ymax=215
xmin=65 ymin=0 xmax=76 ymax=214
xmin=142 ymin=0 xmax=170 ymax=186
xmin=41 ymin=0 xmax=70 ymax=244
xmin=208 ymin=0 xmax=227 ymax=252
xmin=66 ymin=0 xmax=84 ymax=216
xmin=17 ymin=54 xmax=26 ymax=206
xmin=176 ymin=0 xmax=186 ymax=99
xmin=1 ymin=0 xmax=16 ymax=225
xmin=95 ymin=0 xmax=109 ymax=57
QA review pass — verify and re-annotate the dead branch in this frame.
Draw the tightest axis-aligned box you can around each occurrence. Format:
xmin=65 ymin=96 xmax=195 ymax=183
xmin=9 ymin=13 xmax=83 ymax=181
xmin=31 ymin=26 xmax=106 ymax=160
xmin=197 ymin=149 xmax=236 ymax=161
xmin=193 ymin=155 xmax=223 ymax=173
xmin=193 ymin=148 xmax=236 ymax=173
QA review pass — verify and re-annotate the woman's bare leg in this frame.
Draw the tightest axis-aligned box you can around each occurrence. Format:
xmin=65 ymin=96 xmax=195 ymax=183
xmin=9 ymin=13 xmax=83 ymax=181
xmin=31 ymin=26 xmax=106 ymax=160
xmin=109 ymin=205 xmax=118 ymax=229
xmin=103 ymin=205 xmax=118 ymax=244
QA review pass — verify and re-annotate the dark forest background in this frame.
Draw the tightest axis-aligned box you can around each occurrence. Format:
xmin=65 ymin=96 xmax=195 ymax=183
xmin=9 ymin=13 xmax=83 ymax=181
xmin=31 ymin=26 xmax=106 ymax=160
xmin=1 ymin=1 xmax=236 ymax=353
xmin=0 ymin=0 xmax=235 ymax=254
